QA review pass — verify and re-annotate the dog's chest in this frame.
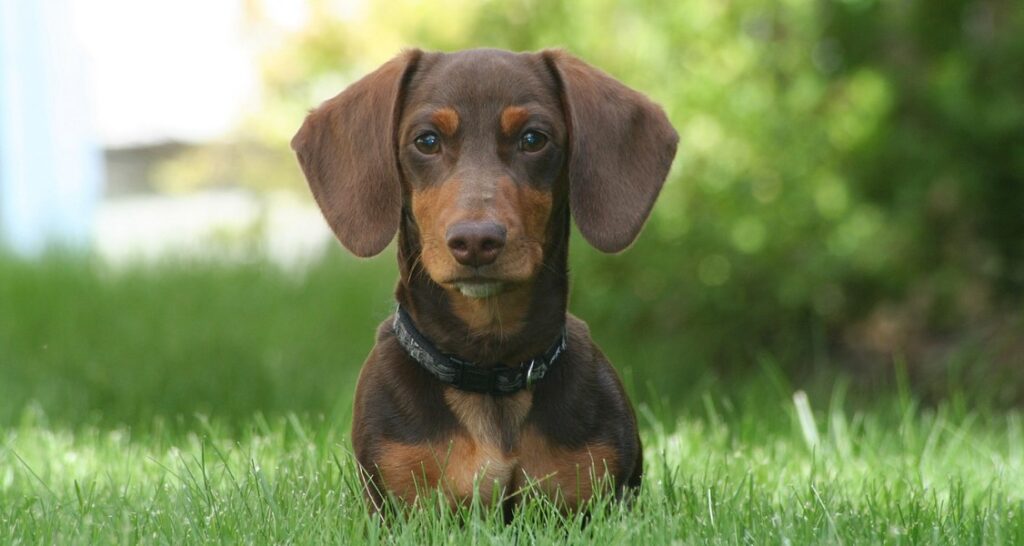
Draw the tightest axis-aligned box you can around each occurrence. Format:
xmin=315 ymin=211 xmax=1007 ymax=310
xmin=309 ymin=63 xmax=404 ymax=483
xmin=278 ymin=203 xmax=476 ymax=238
xmin=443 ymin=388 xmax=532 ymax=451
xmin=375 ymin=389 xmax=617 ymax=508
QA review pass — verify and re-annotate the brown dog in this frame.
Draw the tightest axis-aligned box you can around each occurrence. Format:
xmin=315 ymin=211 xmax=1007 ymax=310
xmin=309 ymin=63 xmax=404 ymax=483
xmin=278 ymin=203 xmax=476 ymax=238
xmin=292 ymin=48 xmax=677 ymax=517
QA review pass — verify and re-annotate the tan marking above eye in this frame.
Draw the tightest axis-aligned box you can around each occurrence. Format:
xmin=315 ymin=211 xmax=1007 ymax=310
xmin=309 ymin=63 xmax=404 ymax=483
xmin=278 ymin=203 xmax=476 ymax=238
xmin=500 ymin=106 xmax=530 ymax=136
xmin=431 ymin=107 xmax=460 ymax=136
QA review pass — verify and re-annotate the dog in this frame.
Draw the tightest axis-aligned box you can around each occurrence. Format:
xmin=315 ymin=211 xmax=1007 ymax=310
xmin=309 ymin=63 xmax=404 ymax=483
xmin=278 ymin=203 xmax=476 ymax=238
xmin=292 ymin=48 xmax=677 ymax=517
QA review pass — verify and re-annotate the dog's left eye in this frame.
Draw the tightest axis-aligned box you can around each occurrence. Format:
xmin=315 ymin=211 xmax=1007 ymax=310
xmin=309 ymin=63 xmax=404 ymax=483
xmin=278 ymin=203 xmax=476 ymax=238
xmin=414 ymin=132 xmax=441 ymax=154
xmin=519 ymin=130 xmax=548 ymax=152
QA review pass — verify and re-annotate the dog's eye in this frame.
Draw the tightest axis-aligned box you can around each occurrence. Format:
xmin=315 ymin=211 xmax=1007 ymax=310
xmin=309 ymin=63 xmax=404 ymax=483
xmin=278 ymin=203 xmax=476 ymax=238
xmin=519 ymin=130 xmax=548 ymax=153
xmin=414 ymin=132 xmax=441 ymax=154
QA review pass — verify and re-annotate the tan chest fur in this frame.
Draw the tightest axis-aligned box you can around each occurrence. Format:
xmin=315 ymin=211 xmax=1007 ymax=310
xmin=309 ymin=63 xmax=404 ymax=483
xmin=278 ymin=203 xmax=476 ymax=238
xmin=375 ymin=388 xmax=617 ymax=509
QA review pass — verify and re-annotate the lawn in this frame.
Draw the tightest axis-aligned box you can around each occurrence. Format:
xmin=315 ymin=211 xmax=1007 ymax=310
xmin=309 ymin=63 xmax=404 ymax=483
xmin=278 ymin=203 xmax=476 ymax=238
xmin=1 ymin=253 xmax=1022 ymax=544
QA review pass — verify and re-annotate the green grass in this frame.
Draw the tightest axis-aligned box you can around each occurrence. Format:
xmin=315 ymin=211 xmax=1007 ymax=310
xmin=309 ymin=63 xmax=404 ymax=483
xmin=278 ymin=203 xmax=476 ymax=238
xmin=1 ymin=253 xmax=1022 ymax=543
xmin=3 ymin=397 xmax=1022 ymax=543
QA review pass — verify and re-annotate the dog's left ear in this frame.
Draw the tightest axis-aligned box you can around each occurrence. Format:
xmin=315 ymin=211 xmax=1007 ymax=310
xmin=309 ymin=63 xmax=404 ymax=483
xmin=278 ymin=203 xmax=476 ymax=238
xmin=543 ymin=50 xmax=678 ymax=253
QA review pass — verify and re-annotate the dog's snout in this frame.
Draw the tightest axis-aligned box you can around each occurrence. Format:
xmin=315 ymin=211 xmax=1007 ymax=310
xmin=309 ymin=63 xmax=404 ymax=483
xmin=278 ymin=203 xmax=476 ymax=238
xmin=446 ymin=221 xmax=507 ymax=267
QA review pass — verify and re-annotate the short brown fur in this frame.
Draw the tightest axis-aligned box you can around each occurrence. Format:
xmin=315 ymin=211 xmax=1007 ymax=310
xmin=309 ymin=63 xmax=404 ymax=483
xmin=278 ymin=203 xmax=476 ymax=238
xmin=377 ymin=436 xmax=514 ymax=506
xmin=444 ymin=387 xmax=533 ymax=449
xmin=517 ymin=428 xmax=619 ymax=509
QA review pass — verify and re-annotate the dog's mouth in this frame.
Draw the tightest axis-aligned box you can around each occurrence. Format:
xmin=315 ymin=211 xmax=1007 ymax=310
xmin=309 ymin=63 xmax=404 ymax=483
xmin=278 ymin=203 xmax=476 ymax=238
xmin=448 ymin=278 xmax=505 ymax=299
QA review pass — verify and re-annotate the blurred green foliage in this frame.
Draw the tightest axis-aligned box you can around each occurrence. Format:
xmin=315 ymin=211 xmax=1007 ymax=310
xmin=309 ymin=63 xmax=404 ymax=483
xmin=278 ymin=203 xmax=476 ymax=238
xmin=156 ymin=0 xmax=1023 ymax=399
xmin=0 ymin=252 xmax=392 ymax=427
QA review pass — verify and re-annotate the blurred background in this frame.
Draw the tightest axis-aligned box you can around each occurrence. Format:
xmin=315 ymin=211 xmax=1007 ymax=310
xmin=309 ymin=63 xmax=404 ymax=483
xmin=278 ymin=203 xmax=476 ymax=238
xmin=1 ymin=0 xmax=1022 ymax=429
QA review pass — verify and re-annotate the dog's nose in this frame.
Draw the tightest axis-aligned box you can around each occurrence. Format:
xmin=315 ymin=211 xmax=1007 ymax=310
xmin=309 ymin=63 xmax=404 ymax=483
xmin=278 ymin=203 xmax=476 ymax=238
xmin=446 ymin=221 xmax=507 ymax=267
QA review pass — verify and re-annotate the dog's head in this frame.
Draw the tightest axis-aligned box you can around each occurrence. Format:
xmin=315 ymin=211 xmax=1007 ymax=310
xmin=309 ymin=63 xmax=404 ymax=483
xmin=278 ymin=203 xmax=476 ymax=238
xmin=292 ymin=48 xmax=677 ymax=299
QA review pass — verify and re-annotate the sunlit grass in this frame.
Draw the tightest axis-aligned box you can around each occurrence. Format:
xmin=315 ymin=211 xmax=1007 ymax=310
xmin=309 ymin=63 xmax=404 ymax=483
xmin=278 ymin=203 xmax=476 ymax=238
xmin=2 ymin=396 xmax=1022 ymax=544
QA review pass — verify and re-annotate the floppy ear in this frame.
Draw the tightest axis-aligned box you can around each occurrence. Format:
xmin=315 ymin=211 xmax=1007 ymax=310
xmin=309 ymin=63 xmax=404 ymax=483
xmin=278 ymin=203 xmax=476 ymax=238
xmin=291 ymin=49 xmax=422 ymax=257
xmin=543 ymin=50 xmax=678 ymax=253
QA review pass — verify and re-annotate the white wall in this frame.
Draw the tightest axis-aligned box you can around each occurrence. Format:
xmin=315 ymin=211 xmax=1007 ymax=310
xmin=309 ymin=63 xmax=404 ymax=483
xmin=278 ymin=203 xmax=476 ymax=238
xmin=0 ymin=0 xmax=104 ymax=253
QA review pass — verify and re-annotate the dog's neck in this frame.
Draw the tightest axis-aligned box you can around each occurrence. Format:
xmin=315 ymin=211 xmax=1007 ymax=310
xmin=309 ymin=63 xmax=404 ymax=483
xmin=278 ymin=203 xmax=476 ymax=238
xmin=394 ymin=204 xmax=570 ymax=367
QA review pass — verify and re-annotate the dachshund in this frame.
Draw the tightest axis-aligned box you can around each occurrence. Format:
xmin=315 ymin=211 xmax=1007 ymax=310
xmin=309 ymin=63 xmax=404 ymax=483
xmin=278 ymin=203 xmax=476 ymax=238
xmin=292 ymin=48 xmax=677 ymax=518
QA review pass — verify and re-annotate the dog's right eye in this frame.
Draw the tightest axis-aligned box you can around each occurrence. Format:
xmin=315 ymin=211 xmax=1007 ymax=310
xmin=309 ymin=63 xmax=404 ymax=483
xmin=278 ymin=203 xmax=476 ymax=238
xmin=519 ymin=130 xmax=548 ymax=153
xmin=414 ymin=133 xmax=441 ymax=154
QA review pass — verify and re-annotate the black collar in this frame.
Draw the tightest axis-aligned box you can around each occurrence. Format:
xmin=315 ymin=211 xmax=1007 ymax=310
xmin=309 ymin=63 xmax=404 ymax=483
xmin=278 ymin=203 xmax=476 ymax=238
xmin=392 ymin=305 xmax=567 ymax=395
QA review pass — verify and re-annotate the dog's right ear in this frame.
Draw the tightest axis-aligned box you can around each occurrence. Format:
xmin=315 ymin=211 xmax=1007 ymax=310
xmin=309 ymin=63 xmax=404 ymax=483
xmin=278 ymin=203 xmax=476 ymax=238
xmin=291 ymin=49 xmax=422 ymax=257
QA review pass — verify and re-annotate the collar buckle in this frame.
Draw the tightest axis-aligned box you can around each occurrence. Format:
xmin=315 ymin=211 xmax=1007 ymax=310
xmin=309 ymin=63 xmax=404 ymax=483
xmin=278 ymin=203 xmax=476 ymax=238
xmin=524 ymin=359 xmax=538 ymax=389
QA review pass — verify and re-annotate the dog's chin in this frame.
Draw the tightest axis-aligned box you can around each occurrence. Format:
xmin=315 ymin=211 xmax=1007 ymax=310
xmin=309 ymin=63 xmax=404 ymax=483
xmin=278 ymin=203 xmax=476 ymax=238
xmin=452 ymin=281 xmax=504 ymax=299
xmin=428 ymin=262 xmax=538 ymax=300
